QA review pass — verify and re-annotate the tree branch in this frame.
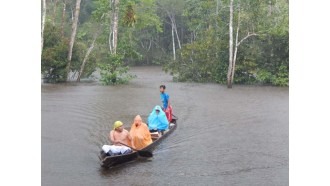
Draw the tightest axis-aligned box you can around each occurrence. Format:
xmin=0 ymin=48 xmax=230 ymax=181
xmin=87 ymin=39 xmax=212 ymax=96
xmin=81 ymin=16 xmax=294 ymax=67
xmin=237 ymin=32 xmax=257 ymax=46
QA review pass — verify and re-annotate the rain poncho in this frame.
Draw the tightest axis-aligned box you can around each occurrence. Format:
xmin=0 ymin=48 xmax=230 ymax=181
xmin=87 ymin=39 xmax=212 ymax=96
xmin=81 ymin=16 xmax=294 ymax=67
xmin=147 ymin=105 xmax=169 ymax=131
xmin=130 ymin=115 xmax=152 ymax=150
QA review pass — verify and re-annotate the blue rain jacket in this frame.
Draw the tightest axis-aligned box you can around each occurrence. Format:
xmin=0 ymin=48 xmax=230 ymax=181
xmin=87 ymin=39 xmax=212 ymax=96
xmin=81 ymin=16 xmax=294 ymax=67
xmin=148 ymin=105 xmax=169 ymax=131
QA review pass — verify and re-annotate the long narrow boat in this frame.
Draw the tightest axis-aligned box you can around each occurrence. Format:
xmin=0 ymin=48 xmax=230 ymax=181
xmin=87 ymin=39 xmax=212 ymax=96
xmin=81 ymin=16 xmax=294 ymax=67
xmin=99 ymin=116 xmax=178 ymax=168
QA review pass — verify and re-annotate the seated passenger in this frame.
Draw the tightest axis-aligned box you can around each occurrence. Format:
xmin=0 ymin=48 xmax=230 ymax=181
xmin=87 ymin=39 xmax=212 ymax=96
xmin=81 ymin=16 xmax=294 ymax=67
xmin=148 ymin=105 xmax=169 ymax=135
xmin=130 ymin=115 xmax=152 ymax=150
xmin=102 ymin=121 xmax=133 ymax=156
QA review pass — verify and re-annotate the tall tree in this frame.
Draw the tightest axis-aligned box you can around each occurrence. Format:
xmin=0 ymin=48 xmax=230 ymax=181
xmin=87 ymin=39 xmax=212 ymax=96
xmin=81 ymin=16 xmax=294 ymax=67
xmin=41 ymin=0 xmax=47 ymax=54
xmin=61 ymin=0 xmax=67 ymax=38
xmin=171 ymin=17 xmax=176 ymax=60
xmin=107 ymin=0 xmax=120 ymax=55
xmin=227 ymin=0 xmax=257 ymax=88
xmin=76 ymin=14 xmax=105 ymax=82
xmin=227 ymin=0 xmax=234 ymax=88
xmin=66 ymin=0 xmax=82 ymax=79
xmin=112 ymin=0 xmax=120 ymax=55
xmin=157 ymin=0 xmax=184 ymax=61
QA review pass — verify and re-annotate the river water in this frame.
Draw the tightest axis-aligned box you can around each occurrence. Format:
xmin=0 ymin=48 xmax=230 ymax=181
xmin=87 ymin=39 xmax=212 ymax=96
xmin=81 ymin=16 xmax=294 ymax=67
xmin=41 ymin=66 xmax=288 ymax=186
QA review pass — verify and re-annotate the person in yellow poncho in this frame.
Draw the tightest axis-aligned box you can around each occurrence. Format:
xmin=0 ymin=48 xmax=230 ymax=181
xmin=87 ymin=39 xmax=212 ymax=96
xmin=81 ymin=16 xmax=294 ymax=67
xmin=129 ymin=115 xmax=152 ymax=150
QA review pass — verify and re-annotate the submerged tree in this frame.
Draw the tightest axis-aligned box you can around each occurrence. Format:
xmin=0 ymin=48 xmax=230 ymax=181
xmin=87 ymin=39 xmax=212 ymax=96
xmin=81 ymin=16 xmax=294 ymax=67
xmin=227 ymin=0 xmax=257 ymax=88
xmin=66 ymin=0 xmax=82 ymax=79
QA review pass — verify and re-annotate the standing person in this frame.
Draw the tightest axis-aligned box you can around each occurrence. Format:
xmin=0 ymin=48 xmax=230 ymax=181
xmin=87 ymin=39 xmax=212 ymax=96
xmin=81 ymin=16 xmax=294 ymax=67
xmin=160 ymin=85 xmax=172 ymax=122
xmin=102 ymin=121 xmax=134 ymax=156
xmin=148 ymin=105 xmax=169 ymax=136
xmin=130 ymin=115 xmax=153 ymax=150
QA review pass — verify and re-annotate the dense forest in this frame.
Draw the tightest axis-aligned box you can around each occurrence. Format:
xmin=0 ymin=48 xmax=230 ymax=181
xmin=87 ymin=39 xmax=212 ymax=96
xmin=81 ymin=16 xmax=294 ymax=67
xmin=41 ymin=0 xmax=288 ymax=87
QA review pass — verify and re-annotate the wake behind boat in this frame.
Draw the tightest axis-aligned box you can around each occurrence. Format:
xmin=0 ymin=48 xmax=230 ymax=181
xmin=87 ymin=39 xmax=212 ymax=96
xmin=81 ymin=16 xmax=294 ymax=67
xmin=99 ymin=115 xmax=178 ymax=168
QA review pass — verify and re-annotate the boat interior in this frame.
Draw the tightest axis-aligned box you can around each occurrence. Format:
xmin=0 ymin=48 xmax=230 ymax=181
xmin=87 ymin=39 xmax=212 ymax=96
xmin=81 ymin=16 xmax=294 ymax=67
xmin=150 ymin=123 xmax=175 ymax=141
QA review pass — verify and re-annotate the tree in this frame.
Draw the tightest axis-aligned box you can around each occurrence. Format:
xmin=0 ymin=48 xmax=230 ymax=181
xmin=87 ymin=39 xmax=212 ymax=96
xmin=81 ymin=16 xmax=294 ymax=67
xmin=41 ymin=0 xmax=288 ymax=86
xmin=41 ymin=23 xmax=69 ymax=82
xmin=76 ymin=14 xmax=105 ymax=82
xmin=227 ymin=0 xmax=234 ymax=88
xmin=227 ymin=0 xmax=257 ymax=88
xmin=112 ymin=0 xmax=120 ymax=55
xmin=157 ymin=0 xmax=184 ymax=61
xmin=41 ymin=0 xmax=47 ymax=54
xmin=61 ymin=0 xmax=67 ymax=38
xmin=66 ymin=0 xmax=82 ymax=80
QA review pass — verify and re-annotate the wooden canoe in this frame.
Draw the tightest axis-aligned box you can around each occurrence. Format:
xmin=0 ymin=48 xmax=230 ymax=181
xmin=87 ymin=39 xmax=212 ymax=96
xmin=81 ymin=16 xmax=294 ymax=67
xmin=99 ymin=116 xmax=178 ymax=168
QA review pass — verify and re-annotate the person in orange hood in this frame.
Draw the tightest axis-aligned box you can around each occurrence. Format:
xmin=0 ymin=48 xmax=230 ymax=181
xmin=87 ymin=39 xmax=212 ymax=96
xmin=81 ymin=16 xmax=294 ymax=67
xmin=129 ymin=115 xmax=152 ymax=150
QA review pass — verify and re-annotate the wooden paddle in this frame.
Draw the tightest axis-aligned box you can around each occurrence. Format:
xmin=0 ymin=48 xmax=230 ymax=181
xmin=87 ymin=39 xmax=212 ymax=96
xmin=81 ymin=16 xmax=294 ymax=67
xmin=119 ymin=142 xmax=153 ymax=158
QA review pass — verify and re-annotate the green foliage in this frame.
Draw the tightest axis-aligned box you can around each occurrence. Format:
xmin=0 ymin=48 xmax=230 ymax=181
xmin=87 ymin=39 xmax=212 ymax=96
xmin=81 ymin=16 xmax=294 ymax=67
xmin=163 ymin=0 xmax=288 ymax=86
xmin=164 ymin=29 xmax=219 ymax=82
xmin=256 ymin=69 xmax=274 ymax=84
xmin=234 ymin=58 xmax=258 ymax=84
xmin=271 ymin=64 xmax=289 ymax=86
xmin=79 ymin=0 xmax=95 ymax=24
xmin=42 ymin=22 xmax=89 ymax=82
xmin=42 ymin=0 xmax=289 ymax=86
xmin=98 ymin=54 xmax=135 ymax=85
xmin=41 ymin=24 xmax=68 ymax=82
xmin=183 ymin=0 xmax=215 ymax=32
xmin=123 ymin=3 xmax=136 ymax=27
xmin=91 ymin=0 xmax=110 ymax=21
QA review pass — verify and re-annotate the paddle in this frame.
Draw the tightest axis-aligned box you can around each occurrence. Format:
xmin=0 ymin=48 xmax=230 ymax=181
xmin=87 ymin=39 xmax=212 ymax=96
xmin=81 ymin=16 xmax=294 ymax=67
xmin=119 ymin=142 xmax=153 ymax=158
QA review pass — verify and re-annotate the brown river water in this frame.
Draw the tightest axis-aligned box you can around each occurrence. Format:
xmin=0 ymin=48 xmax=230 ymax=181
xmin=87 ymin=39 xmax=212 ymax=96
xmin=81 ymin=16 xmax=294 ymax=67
xmin=41 ymin=66 xmax=288 ymax=186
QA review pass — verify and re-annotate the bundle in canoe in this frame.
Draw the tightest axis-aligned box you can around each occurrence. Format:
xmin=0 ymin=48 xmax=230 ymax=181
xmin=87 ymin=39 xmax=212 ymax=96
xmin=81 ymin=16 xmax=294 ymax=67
xmin=98 ymin=116 xmax=178 ymax=168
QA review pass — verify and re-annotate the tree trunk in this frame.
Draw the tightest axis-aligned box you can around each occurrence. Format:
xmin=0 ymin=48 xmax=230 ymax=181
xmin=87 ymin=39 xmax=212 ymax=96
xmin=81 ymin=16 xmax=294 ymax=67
xmin=173 ymin=18 xmax=181 ymax=49
xmin=112 ymin=0 xmax=120 ymax=55
xmin=76 ymin=40 xmax=96 ymax=82
xmin=227 ymin=1 xmax=256 ymax=88
xmin=216 ymin=0 xmax=221 ymax=59
xmin=165 ymin=10 xmax=178 ymax=59
xmin=41 ymin=0 xmax=46 ymax=54
xmin=109 ymin=27 xmax=113 ymax=53
xmin=61 ymin=0 xmax=66 ymax=38
xmin=109 ymin=2 xmax=113 ymax=54
xmin=227 ymin=0 xmax=234 ymax=88
xmin=77 ymin=14 xmax=105 ymax=82
xmin=231 ymin=3 xmax=240 ymax=85
xmin=66 ymin=0 xmax=81 ymax=79
xmin=171 ymin=22 xmax=176 ymax=61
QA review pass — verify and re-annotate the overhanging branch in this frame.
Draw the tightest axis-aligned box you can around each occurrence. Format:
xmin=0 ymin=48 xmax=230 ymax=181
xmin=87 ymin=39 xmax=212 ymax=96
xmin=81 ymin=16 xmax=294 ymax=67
xmin=237 ymin=32 xmax=257 ymax=46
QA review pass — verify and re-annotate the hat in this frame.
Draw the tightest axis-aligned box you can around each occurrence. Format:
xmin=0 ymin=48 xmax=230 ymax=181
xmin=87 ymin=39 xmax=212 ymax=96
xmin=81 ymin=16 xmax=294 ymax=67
xmin=113 ymin=121 xmax=123 ymax=130
xmin=155 ymin=105 xmax=161 ymax=111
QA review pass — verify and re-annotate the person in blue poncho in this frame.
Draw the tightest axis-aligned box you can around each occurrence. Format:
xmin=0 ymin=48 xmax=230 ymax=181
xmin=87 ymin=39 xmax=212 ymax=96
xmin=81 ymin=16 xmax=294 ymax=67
xmin=148 ymin=105 xmax=169 ymax=135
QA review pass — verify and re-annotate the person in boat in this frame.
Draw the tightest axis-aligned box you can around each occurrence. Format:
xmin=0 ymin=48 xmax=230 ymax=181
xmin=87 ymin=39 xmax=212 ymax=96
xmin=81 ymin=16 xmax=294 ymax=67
xmin=148 ymin=105 xmax=169 ymax=136
xmin=160 ymin=85 xmax=172 ymax=123
xmin=102 ymin=121 xmax=134 ymax=156
xmin=130 ymin=115 xmax=152 ymax=150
